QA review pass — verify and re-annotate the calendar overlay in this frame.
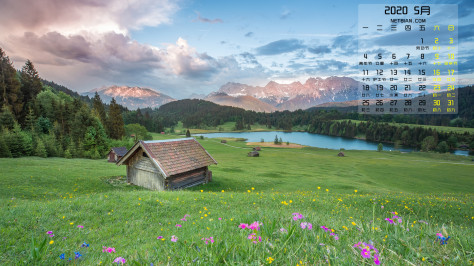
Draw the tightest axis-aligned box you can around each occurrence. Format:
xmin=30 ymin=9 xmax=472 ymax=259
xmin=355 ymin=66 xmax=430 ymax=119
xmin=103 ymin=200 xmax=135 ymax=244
xmin=358 ymin=4 xmax=458 ymax=114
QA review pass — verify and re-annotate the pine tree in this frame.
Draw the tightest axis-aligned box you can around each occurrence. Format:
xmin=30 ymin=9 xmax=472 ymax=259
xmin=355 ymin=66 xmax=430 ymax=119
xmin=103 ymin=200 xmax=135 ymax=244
xmin=0 ymin=48 xmax=23 ymax=118
xmin=35 ymin=137 xmax=47 ymax=158
xmin=0 ymin=135 xmax=12 ymax=157
xmin=92 ymin=92 xmax=107 ymax=128
xmin=186 ymin=129 xmax=191 ymax=137
xmin=0 ymin=105 xmax=16 ymax=130
xmin=107 ymin=98 xmax=125 ymax=140
xmin=19 ymin=60 xmax=42 ymax=124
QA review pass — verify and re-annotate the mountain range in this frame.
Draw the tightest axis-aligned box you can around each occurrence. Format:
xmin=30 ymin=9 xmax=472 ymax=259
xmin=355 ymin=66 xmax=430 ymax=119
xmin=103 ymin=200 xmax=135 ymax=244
xmin=83 ymin=77 xmax=361 ymax=111
xmin=204 ymin=77 xmax=361 ymax=111
xmin=83 ymin=86 xmax=175 ymax=110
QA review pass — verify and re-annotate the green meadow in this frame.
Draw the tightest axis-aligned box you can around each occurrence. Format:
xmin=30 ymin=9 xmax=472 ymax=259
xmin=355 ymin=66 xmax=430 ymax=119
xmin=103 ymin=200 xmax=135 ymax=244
xmin=0 ymin=137 xmax=473 ymax=265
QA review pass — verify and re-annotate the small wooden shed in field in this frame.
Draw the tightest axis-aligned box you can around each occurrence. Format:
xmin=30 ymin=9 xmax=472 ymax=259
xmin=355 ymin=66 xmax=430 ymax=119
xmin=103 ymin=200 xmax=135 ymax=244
xmin=116 ymin=138 xmax=217 ymax=191
xmin=107 ymin=147 xmax=128 ymax=163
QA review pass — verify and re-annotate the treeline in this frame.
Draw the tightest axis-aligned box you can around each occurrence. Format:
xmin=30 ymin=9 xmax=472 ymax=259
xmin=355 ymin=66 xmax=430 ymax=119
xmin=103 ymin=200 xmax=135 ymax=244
xmin=308 ymin=120 xmax=473 ymax=151
xmin=0 ymin=48 xmax=131 ymax=159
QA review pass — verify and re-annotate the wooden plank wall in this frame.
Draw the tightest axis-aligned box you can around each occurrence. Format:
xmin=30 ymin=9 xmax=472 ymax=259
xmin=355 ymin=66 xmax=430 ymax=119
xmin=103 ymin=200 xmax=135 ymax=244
xmin=126 ymin=148 xmax=165 ymax=191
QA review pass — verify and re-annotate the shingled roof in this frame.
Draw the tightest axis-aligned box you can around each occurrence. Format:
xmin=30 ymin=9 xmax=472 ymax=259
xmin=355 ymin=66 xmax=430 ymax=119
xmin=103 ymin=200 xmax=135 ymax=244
xmin=110 ymin=147 xmax=128 ymax=157
xmin=116 ymin=138 xmax=217 ymax=178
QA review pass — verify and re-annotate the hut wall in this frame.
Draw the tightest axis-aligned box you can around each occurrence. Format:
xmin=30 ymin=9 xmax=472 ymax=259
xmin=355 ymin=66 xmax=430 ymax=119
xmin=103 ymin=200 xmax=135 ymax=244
xmin=167 ymin=166 xmax=208 ymax=190
xmin=126 ymin=148 xmax=165 ymax=191
xmin=107 ymin=151 xmax=116 ymax=162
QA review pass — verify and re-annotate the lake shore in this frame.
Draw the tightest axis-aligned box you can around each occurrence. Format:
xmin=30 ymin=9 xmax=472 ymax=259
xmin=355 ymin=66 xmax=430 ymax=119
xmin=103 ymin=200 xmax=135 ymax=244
xmin=246 ymin=142 xmax=307 ymax=148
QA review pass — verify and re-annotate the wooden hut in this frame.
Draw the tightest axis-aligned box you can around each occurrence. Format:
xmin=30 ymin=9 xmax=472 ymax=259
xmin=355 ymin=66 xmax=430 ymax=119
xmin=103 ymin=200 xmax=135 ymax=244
xmin=116 ymin=138 xmax=217 ymax=191
xmin=107 ymin=147 xmax=128 ymax=163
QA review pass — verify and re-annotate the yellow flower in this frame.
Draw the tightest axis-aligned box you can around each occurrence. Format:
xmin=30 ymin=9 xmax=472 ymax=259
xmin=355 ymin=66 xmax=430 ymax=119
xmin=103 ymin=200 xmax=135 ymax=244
xmin=251 ymin=187 xmax=255 ymax=190
xmin=326 ymin=189 xmax=329 ymax=192
xmin=70 ymin=222 xmax=74 ymax=225
xmin=266 ymin=256 xmax=274 ymax=264
xmin=312 ymin=199 xmax=315 ymax=201
xmin=422 ymin=257 xmax=425 ymax=261
xmin=354 ymin=190 xmax=358 ymax=193
xmin=62 ymin=216 xmax=65 ymax=219
xmin=221 ymin=190 xmax=225 ymax=193
xmin=248 ymin=190 xmax=251 ymax=193
xmin=351 ymin=222 xmax=356 ymax=226
xmin=317 ymin=187 xmax=320 ymax=189
xmin=338 ymin=198 xmax=342 ymax=202
xmin=200 ymin=190 xmax=203 ymax=192
xmin=289 ymin=200 xmax=292 ymax=203
xmin=49 ymin=240 xmax=54 ymax=245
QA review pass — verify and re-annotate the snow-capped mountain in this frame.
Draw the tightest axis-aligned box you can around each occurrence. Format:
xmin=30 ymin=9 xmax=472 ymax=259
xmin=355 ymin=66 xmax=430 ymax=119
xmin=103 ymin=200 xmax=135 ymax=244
xmin=212 ymin=77 xmax=361 ymax=111
xmin=205 ymin=92 xmax=277 ymax=112
xmin=84 ymin=86 xmax=175 ymax=110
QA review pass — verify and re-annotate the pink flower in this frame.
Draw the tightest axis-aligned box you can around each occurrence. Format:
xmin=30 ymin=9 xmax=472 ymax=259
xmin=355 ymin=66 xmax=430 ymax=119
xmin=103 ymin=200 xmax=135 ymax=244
xmin=436 ymin=233 xmax=443 ymax=237
xmin=46 ymin=231 xmax=53 ymax=235
xmin=113 ymin=257 xmax=126 ymax=264
xmin=201 ymin=237 xmax=215 ymax=245
xmin=239 ymin=223 xmax=248 ymax=229
xmin=300 ymin=222 xmax=312 ymax=230
xmin=361 ymin=248 xmax=371 ymax=259
xmin=248 ymin=221 xmax=262 ymax=230
xmin=385 ymin=218 xmax=395 ymax=224
xmin=157 ymin=236 xmax=163 ymax=240
xmin=381 ymin=205 xmax=384 ymax=209
xmin=218 ymin=218 xmax=222 ymax=220
xmin=49 ymin=234 xmax=55 ymax=237
xmin=175 ymin=224 xmax=182 ymax=228
xmin=374 ymin=255 xmax=380 ymax=265
xmin=320 ymin=226 xmax=330 ymax=231
xmin=171 ymin=235 xmax=178 ymax=242
xmin=292 ymin=213 xmax=304 ymax=221
xmin=334 ymin=235 xmax=339 ymax=240
xmin=77 ymin=225 xmax=84 ymax=228
xmin=180 ymin=218 xmax=187 ymax=221
xmin=247 ymin=233 xmax=256 ymax=240
xmin=280 ymin=228 xmax=287 ymax=233
xmin=102 ymin=246 xmax=116 ymax=253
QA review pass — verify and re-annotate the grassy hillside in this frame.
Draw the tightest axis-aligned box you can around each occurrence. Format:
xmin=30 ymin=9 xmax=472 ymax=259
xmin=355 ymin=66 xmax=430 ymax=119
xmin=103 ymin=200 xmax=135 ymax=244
xmin=0 ymin=139 xmax=473 ymax=264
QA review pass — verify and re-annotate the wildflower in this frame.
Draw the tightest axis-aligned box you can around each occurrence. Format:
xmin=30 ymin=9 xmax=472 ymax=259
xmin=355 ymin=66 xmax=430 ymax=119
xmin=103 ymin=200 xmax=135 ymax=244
xmin=292 ymin=213 xmax=304 ymax=221
xmin=381 ymin=205 xmax=384 ymax=209
xmin=221 ymin=190 xmax=224 ymax=193
xmin=374 ymin=254 xmax=380 ymax=265
xmin=218 ymin=217 xmax=222 ymax=220
xmin=77 ymin=225 xmax=84 ymax=229
xmin=49 ymin=240 xmax=54 ymax=245
xmin=354 ymin=190 xmax=358 ymax=193
xmin=171 ymin=235 xmax=178 ymax=242
xmin=102 ymin=246 xmax=116 ymax=253
xmin=361 ymin=249 xmax=371 ymax=258
xmin=175 ymin=224 xmax=182 ymax=228
xmin=59 ymin=253 xmax=65 ymax=260
xmin=239 ymin=223 xmax=248 ymax=229
xmin=252 ymin=187 xmax=255 ymax=190
xmin=385 ymin=218 xmax=395 ymax=224
xmin=266 ymin=257 xmax=274 ymax=264
xmin=70 ymin=222 xmax=74 ymax=225
xmin=46 ymin=231 xmax=53 ymax=235
xmin=201 ymin=237 xmax=215 ymax=245
xmin=157 ymin=236 xmax=164 ymax=240
xmin=326 ymin=189 xmax=329 ymax=192
xmin=280 ymin=228 xmax=287 ymax=233
xmin=320 ymin=226 xmax=330 ymax=232
xmin=351 ymin=222 xmax=356 ymax=226
xmin=114 ymin=257 xmax=126 ymax=264
xmin=248 ymin=221 xmax=262 ymax=230
xmin=74 ymin=252 xmax=82 ymax=259
xmin=300 ymin=222 xmax=312 ymax=230
xmin=49 ymin=234 xmax=55 ymax=237
xmin=318 ymin=187 xmax=320 ymax=189
xmin=81 ymin=242 xmax=89 ymax=248
xmin=180 ymin=218 xmax=187 ymax=221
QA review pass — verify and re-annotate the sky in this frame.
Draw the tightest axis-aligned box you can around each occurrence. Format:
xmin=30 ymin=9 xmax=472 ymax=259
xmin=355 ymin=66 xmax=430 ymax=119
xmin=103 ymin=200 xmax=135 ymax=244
xmin=0 ymin=0 xmax=473 ymax=99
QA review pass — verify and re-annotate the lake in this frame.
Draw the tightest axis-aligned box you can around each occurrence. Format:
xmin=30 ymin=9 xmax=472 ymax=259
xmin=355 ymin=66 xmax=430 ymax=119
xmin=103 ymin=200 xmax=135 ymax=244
xmin=196 ymin=131 xmax=470 ymax=156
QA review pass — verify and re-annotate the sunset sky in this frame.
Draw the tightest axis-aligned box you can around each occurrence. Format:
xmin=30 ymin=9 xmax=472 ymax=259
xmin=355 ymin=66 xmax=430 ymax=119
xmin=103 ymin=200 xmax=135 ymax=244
xmin=1 ymin=0 xmax=473 ymax=99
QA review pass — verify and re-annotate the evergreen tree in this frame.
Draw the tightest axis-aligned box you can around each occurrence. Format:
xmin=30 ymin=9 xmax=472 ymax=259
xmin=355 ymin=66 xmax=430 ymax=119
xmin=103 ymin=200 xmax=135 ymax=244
xmin=107 ymin=98 xmax=125 ymax=140
xmin=186 ymin=129 xmax=191 ymax=137
xmin=437 ymin=141 xmax=448 ymax=153
xmin=274 ymin=135 xmax=279 ymax=144
xmin=0 ymin=135 xmax=12 ymax=157
xmin=92 ymin=92 xmax=107 ymax=128
xmin=0 ymin=48 xmax=23 ymax=118
xmin=19 ymin=59 xmax=43 ymax=123
xmin=35 ymin=137 xmax=47 ymax=158
xmin=0 ymin=105 xmax=16 ymax=130
xmin=377 ymin=143 xmax=383 ymax=152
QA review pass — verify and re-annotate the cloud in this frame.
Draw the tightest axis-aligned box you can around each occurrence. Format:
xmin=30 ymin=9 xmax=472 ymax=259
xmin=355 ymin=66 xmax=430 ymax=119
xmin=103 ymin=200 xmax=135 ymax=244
xmin=163 ymin=38 xmax=220 ymax=79
xmin=193 ymin=11 xmax=223 ymax=24
xmin=331 ymin=35 xmax=357 ymax=52
xmin=256 ymin=39 xmax=305 ymax=55
xmin=0 ymin=0 xmax=178 ymax=36
xmin=245 ymin=32 xmax=254 ymax=38
xmin=307 ymin=45 xmax=331 ymax=55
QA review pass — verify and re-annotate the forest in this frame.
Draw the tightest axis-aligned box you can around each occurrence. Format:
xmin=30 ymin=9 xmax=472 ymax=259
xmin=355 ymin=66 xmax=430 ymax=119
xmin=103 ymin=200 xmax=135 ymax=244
xmin=1 ymin=47 xmax=473 ymax=159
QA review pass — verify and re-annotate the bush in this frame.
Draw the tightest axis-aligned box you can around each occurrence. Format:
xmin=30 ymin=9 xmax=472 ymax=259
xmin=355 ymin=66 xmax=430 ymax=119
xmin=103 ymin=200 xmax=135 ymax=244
xmin=437 ymin=141 xmax=449 ymax=153
xmin=35 ymin=138 xmax=47 ymax=158
xmin=377 ymin=143 xmax=383 ymax=152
